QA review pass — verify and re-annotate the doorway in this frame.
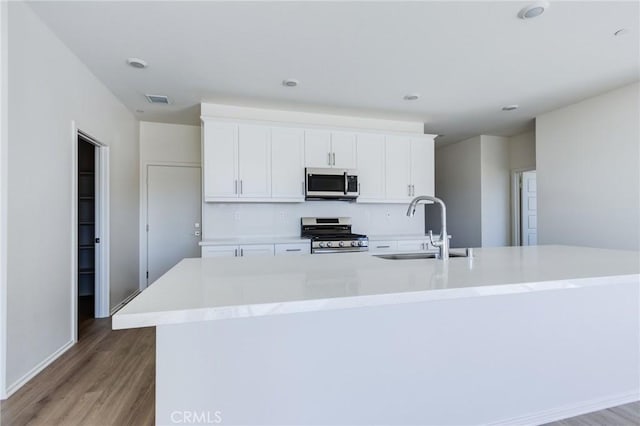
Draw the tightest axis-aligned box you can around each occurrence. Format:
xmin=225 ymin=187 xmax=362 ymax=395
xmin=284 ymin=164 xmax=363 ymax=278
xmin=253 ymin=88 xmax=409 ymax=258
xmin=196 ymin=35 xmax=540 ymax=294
xmin=74 ymin=128 xmax=109 ymax=341
xmin=146 ymin=165 xmax=201 ymax=285
xmin=512 ymin=169 xmax=537 ymax=246
xmin=77 ymin=137 xmax=96 ymax=323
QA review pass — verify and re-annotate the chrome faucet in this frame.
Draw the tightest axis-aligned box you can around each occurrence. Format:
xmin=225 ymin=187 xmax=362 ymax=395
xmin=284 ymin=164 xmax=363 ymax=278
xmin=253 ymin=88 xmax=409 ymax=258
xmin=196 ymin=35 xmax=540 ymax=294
xmin=406 ymin=195 xmax=450 ymax=260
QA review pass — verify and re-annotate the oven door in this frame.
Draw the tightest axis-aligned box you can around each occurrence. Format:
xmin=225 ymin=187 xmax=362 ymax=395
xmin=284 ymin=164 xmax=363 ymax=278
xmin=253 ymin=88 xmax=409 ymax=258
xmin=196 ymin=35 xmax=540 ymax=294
xmin=305 ymin=168 xmax=358 ymax=199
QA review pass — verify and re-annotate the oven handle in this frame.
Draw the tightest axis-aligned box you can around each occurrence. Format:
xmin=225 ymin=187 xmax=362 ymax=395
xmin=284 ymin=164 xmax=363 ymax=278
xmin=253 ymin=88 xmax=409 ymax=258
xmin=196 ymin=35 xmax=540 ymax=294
xmin=313 ymin=248 xmax=369 ymax=254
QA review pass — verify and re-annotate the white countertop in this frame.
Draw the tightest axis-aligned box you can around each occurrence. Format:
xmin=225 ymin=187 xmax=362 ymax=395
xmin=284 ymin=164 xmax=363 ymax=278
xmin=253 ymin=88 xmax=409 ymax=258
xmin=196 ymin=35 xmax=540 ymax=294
xmin=113 ymin=245 xmax=640 ymax=329
xmin=199 ymin=236 xmax=310 ymax=246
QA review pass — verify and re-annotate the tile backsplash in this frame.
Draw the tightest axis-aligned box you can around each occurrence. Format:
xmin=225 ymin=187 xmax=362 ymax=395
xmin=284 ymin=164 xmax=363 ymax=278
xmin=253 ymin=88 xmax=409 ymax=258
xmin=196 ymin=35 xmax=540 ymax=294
xmin=202 ymin=201 xmax=426 ymax=239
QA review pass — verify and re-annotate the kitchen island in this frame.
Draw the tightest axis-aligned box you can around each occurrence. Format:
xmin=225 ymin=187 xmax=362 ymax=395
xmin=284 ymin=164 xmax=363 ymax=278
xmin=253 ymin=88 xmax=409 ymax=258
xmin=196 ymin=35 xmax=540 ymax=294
xmin=113 ymin=246 xmax=640 ymax=425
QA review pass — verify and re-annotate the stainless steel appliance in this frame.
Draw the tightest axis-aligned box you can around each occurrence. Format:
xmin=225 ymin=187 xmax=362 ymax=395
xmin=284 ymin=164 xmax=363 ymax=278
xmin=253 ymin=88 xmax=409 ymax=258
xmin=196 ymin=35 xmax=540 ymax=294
xmin=301 ymin=217 xmax=369 ymax=254
xmin=305 ymin=168 xmax=359 ymax=200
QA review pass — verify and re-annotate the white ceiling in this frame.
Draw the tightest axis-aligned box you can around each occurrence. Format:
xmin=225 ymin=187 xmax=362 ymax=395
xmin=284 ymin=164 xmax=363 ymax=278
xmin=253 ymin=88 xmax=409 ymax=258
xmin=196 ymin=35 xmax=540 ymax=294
xmin=28 ymin=1 xmax=639 ymax=144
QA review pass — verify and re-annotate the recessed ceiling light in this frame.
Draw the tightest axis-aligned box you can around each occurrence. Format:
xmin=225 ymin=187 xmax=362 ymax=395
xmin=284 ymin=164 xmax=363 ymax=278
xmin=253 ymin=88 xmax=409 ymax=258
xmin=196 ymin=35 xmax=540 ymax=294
xmin=502 ymin=105 xmax=519 ymax=111
xmin=282 ymin=79 xmax=299 ymax=87
xmin=518 ymin=1 xmax=549 ymax=19
xmin=404 ymin=94 xmax=420 ymax=101
xmin=127 ymin=57 xmax=148 ymax=69
xmin=135 ymin=109 xmax=144 ymax=114
xmin=614 ymin=28 xmax=630 ymax=37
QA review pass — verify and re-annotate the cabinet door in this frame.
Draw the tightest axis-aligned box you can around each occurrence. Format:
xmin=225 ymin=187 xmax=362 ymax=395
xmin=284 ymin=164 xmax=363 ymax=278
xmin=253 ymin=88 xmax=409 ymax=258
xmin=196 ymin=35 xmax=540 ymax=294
xmin=274 ymin=242 xmax=311 ymax=255
xmin=411 ymin=137 xmax=435 ymax=197
xmin=384 ymin=136 xmax=412 ymax=202
xmin=331 ymin=132 xmax=357 ymax=169
xmin=396 ymin=240 xmax=428 ymax=252
xmin=239 ymin=244 xmax=275 ymax=257
xmin=203 ymin=122 xmax=238 ymax=199
xmin=201 ymin=245 xmax=238 ymax=258
xmin=356 ymin=133 xmax=385 ymax=202
xmin=238 ymin=125 xmax=271 ymax=198
xmin=304 ymin=130 xmax=332 ymax=168
xmin=271 ymin=127 xmax=305 ymax=200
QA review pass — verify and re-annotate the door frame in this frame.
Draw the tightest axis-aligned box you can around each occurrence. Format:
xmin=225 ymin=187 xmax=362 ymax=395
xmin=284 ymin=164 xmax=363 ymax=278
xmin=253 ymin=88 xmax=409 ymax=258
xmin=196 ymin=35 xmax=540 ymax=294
xmin=71 ymin=122 xmax=110 ymax=342
xmin=510 ymin=167 xmax=536 ymax=246
xmin=140 ymin=162 xmax=201 ymax=290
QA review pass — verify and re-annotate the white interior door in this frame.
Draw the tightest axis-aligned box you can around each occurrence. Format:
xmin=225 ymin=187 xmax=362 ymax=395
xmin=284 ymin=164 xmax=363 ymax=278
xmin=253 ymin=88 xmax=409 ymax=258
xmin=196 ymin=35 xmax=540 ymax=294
xmin=147 ymin=165 xmax=202 ymax=285
xmin=521 ymin=171 xmax=537 ymax=246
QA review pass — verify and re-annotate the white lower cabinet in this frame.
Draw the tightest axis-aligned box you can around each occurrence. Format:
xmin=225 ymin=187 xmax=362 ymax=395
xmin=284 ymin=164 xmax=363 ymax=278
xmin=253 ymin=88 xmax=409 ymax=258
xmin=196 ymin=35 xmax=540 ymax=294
xmin=274 ymin=243 xmax=311 ymax=255
xmin=201 ymin=244 xmax=274 ymax=258
xmin=368 ymin=241 xmax=398 ymax=253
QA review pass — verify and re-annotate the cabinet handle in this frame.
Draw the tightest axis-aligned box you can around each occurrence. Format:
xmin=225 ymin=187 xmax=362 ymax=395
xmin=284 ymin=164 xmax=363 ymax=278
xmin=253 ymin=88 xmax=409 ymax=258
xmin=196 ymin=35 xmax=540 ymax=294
xmin=408 ymin=184 xmax=411 ymax=196
xmin=302 ymin=181 xmax=305 ymax=195
xmin=327 ymin=152 xmax=331 ymax=166
xmin=240 ymin=180 xmax=243 ymax=194
xmin=240 ymin=248 xmax=244 ymax=256
xmin=332 ymin=152 xmax=336 ymax=166
xmin=286 ymin=248 xmax=301 ymax=252
xmin=234 ymin=180 xmax=238 ymax=194
xmin=411 ymin=184 xmax=415 ymax=196
xmin=234 ymin=248 xmax=238 ymax=257
xmin=358 ymin=183 xmax=361 ymax=194
xmin=377 ymin=245 xmax=390 ymax=249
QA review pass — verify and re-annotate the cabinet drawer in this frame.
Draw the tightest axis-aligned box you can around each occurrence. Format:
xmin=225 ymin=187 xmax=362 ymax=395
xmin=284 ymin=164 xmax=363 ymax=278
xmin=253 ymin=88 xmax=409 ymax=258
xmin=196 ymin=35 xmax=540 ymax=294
xmin=201 ymin=245 xmax=238 ymax=258
xmin=275 ymin=242 xmax=310 ymax=256
xmin=369 ymin=241 xmax=398 ymax=253
xmin=396 ymin=240 xmax=428 ymax=252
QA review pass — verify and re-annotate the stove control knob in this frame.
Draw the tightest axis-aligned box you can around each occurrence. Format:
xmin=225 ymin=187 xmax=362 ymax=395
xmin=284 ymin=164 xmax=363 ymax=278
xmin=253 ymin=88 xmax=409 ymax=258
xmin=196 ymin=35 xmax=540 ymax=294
xmin=326 ymin=242 xmax=333 ymax=248
xmin=339 ymin=241 xmax=345 ymax=247
xmin=318 ymin=242 xmax=326 ymax=248
xmin=351 ymin=241 xmax=358 ymax=247
xmin=358 ymin=241 xmax=364 ymax=247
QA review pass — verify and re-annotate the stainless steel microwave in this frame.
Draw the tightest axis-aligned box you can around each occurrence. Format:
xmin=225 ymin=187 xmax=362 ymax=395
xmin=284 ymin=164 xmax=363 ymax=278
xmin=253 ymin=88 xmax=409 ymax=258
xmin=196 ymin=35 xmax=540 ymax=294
xmin=305 ymin=168 xmax=359 ymax=200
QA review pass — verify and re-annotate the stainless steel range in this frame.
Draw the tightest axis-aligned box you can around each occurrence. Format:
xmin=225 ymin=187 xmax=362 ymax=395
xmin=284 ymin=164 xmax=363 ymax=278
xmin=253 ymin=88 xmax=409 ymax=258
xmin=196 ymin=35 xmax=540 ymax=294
xmin=301 ymin=217 xmax=369 ymax=254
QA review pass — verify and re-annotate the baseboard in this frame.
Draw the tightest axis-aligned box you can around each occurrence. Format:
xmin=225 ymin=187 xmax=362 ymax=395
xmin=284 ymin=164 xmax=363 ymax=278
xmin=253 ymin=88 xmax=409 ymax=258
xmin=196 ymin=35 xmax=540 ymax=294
xmin=488 ymin=390 xmax=640 ymax=426
xmin=110 ymin=289 xmax=140 ymax=316
xmin=4 ymin=339 xmax=75 ymax=399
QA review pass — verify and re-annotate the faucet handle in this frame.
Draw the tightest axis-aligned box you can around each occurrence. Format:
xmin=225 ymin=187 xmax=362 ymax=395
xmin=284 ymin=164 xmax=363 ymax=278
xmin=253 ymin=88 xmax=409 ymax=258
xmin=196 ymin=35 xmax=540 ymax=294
xmin=428 ymin=230 xmax=442 ymax=247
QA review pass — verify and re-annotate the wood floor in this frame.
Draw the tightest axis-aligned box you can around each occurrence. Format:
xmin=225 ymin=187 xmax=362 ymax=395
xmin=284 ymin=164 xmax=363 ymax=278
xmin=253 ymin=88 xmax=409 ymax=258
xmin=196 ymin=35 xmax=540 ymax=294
xmin=0 ymin=316 xmax=155 ymax=426
xmin=0 ymin=315 xmax=638 ymax=426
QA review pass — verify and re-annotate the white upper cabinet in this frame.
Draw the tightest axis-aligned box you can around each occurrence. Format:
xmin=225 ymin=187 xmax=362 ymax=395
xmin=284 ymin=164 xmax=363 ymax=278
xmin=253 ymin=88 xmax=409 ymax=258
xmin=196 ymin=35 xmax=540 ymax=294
xmin=331 ymin=132 xmax=357 ymax=169
xmin=383 ymin=135 xmax=435 ymax=203
xmin=202 ymin=118 xmax=434 ymax=204
xmin=304 ymin=130 xmax=356 ymax=169
xmin=203 ymin=122 xmax=238 ymax=200
xmin=304 ymin=130 xmax=332 ymax=168
xmin=238 ymin=125 xmax=271 ymax=198
xmin=356 ymin=133 xmax=386 ymax=202
xmin=385 ymin=136 xmax=412 ymax=202
xmin=410 ymin=137 xmax=435 ymax=197
xmin=271 ymin=127 xmax=305 ymax=200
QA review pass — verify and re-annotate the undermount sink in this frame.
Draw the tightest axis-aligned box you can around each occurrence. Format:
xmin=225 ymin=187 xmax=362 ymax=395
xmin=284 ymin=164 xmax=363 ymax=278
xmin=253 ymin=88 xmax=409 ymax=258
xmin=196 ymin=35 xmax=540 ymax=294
xmin=374 ymin=249 xmax=472 ymax=260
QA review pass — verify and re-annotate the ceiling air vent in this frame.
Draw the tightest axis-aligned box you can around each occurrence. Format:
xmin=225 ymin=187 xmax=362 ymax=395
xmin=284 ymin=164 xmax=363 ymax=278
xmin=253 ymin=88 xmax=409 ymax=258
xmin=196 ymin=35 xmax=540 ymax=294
xmin=145 ymin=94 xmax=170 ymax=104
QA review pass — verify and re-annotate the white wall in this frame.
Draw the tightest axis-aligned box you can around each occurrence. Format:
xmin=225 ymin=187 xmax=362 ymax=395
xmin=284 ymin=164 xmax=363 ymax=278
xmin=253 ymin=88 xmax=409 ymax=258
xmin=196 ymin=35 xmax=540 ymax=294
xmin=139 ymin=122 xmax=201 ymax=288
xmin=537 ymin=82 xmax=640 ymax=250
xmin=509 ymin=131 xmax=536 ymax=171
xmin=203 ymin=202 xmax=424 ymax=239
xmin=434 ymin=137 xmax=482 ymax=248
xmin=481 ymin=136 xmax=510 ymax=247
xmin=0 ymin=0 xmax=8 ymax=399
xmin=4 ymin=2 xmax=139 ymax=396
